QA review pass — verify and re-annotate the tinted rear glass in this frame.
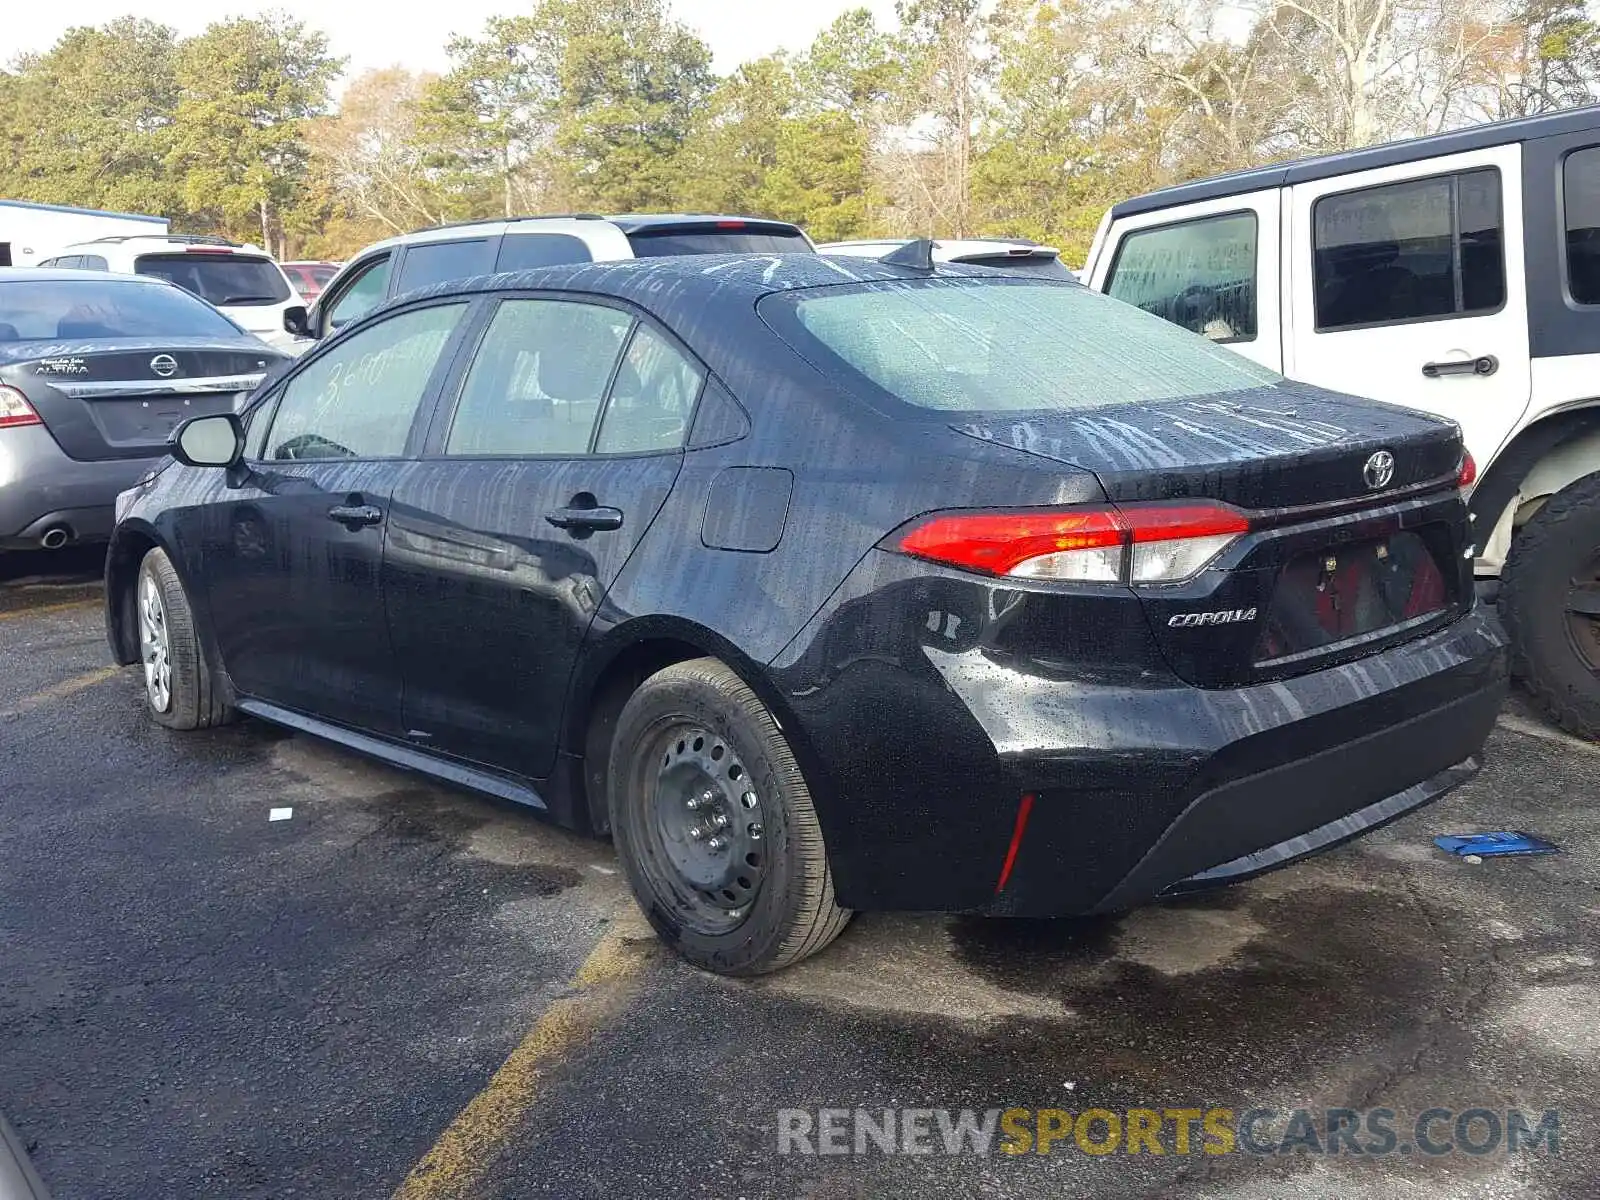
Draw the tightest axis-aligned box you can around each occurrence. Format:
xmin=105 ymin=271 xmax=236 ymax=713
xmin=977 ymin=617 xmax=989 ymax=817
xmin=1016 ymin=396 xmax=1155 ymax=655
xmin=496 ymin=233 xmax=593 ymax=272
xmin=763 ymin=279 xmax=1281 ymax=414
xmin=952 ymin=254 xmax=1075 ymax=278
xmin=134 ymin=254 xmax=291 ymax=305
xmin=627 ymin=229 xmax=811 ymax=257
xmin=0 ymin=279 xmax=243 ymax=340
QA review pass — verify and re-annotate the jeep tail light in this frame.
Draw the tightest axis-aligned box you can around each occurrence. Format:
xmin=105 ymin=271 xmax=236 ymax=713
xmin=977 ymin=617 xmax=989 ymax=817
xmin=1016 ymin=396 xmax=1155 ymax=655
xmin=1457 ymin=451 xmax=1477 ymax=489
xmin=897 ymin=502 xmax=1250 ymax=584
xmin=0 ymin=385 xmax=41 ymax=429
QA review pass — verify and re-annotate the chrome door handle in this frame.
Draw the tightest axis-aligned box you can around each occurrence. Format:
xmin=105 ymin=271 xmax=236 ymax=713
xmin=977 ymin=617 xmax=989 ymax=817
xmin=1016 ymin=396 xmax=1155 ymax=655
xmin=328 ymin=503 xmax=382 ymax=529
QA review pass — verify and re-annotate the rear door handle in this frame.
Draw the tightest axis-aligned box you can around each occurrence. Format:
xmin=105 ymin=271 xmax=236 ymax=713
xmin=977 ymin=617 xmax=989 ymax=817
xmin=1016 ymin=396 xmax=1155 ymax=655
xmin=1422 ymin=354 xmax=1498 ymax=378
xmin=546 ymin=506 xmax=624 ymax=532
xmin=328 ymin=503 xmax=383 ymax=529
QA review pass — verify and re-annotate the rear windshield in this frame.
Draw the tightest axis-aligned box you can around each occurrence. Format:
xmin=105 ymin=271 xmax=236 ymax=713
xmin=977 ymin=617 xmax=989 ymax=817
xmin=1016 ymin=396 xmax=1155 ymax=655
xmin=627 ymin=228 xmax=812 ymax=257
xmin=134 ymin=253 xmax=291 ymax=306
xmin=762 ymin=278 xmax=1281 ymax=413
xmin=0 ymin=280 xmax=243 ymax=340
xmin=950 ymin=254 xmax=1076 ymax=278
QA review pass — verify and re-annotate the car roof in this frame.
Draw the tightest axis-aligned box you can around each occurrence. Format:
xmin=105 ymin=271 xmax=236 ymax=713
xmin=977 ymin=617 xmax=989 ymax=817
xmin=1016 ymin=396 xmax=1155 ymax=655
xmin=347 ymin=213 xmax=809 ymax=259
xmin=0 ymin=267 xmax=183 ymax=285
xmin=394 ymin=251 xmax=1069 ymax=309
xmin=1113 ymin=103 xmax=1600 ymax=218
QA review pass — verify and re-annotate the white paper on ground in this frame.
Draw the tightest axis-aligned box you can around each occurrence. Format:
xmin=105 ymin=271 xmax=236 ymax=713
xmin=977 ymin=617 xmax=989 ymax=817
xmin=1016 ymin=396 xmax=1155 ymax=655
xmin=269 ymin=807 xmax=293 ymax=822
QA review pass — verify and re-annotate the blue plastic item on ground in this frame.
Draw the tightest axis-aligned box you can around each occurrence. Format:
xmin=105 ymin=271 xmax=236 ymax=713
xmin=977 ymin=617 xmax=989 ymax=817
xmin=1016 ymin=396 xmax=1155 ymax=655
xmin=1433 ymin=831 xmax=1560 ymax=857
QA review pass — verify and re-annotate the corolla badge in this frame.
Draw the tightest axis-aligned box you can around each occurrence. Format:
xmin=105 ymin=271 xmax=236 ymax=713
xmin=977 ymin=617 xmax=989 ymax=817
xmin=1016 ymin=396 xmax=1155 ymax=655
xmin=1364 ymin=450 xmax=1395 ymax=490
xmin=1168 ymin=607 xmax=1257 ymax=628
xmin=150 ymin=354 xmax=179 ymax=378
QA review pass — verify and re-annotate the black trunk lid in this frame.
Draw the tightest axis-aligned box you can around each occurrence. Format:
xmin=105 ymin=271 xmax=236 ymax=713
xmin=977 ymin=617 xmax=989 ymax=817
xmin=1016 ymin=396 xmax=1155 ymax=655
xmin=953 ymin=381 xmax=1471 ymax=684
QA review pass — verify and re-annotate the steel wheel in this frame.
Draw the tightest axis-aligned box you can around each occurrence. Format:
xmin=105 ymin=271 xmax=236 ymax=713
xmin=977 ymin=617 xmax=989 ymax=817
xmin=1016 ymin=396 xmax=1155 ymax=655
xmin=644 ymin=721 xmax=767 ymax=936
xmin=139 ymin=569 xmax=173 ymax=713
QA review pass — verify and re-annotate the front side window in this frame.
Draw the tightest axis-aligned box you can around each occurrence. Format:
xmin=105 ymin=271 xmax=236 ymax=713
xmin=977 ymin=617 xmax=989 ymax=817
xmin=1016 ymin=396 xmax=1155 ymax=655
xmin=265 ymin=303 xmax=465 ymax=460
xmin=595 ymin=325 xmax=704 ymax=453
xmin=395 ymin=239 xmax=497 ymax=294
xmin=133 ymin=254 xmax=291 ymax=306
xmin=446 ymin=299 xmax=631 ymax=457
xmin=1565 ymin=147 xmax=1600 ymax=305
xmin=765 ymin=278 xmax=1281 ymax=414
xmin=324 ymin=256 xmax=391 ymax=332
xmin=1313 ymin=168 xmax=1504 ymax=331
xmin=1106 ymin=212 xmax=1258 ymax=342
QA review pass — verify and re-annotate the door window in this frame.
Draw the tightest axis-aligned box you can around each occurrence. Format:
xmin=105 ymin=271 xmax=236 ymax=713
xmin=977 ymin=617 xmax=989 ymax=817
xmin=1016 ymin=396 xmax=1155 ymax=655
xmin=264 ymin=303 xmax=466 ymax=460
xmin=1105 ymin=212 xmax=1258 ymax=342
xmin=595 ymin=325 xmax=704 ymax=453
xmin=324 ymin=255 xmax=391 ymax=333
xmin=1564 ymin=147 xmax=1600 ymax=305
xmin=1312 ymin=169 xmax=1504 ymax=331
xmin=495 ymin=234 xmax=593 ymax=272
xmin=445 ymin=299 xmax=632 ymax=456
xmin=395 ymin=239 xmax=497 ymax=294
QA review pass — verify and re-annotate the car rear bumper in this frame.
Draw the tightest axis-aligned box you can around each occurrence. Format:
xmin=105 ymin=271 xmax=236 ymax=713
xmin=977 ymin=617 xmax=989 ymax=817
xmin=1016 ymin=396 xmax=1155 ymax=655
xmin=775 ymin=568 xmax=1507 ymax=916
xmin=0 ymin=425 xmax=154 ymax=547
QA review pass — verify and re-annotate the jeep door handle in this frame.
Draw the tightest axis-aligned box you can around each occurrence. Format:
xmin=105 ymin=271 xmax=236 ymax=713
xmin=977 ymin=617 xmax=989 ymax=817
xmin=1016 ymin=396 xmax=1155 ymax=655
xmin=327 ymin=503 xmax=383 ymax=529
xmin=1422 ymin=355 xmax=1498 ymax=378
xmin=546 ymin=506 xmax=624 ymax=532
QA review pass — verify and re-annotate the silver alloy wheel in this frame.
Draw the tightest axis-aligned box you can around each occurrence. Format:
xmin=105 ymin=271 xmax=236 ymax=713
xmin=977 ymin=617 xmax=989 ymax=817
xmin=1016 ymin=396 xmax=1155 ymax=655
xmin=139 ymin=570 xmax=173 ymax=713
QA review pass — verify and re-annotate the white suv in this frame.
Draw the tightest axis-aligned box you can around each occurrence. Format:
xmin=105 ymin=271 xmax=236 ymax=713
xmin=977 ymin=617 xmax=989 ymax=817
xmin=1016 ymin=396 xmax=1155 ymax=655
xmin=1085 ymin=106 xmax=1600 ymax=736
xmin=300 ymin=214 xmax=815 ymax=341
xmin=37 ymin=235 xmax=308 ymax=353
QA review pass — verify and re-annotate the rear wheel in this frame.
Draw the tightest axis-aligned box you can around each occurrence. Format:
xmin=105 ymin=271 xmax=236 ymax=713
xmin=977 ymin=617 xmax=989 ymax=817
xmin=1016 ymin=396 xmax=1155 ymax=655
xmin=608 ymin=658 xmax=851 ymax=975
xmin=1501 ymin=471 xmax=1600 ymax=738
xmin=136 ymin=548 xmax=234 ymax=731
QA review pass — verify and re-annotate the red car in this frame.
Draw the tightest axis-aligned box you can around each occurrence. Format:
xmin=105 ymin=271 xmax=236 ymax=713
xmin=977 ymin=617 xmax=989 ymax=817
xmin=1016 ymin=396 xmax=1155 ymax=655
xmin=280 ymin=261 xmax=341 ymax=302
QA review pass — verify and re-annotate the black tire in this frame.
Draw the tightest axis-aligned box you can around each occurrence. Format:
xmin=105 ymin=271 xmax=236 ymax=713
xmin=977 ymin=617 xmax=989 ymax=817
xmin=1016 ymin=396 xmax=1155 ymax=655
xmin=608 ymin=658 xmax=851 ymax=975
xmin=135 ymin=548 xmax=234 ymax=731
xmin=1501 ymin=471 xmax=1600 ymax=738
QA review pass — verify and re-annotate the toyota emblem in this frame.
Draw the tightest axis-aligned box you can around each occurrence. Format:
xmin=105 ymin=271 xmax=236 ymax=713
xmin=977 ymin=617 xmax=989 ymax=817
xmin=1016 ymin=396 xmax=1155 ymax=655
xmin=1364 ymin=450 xmax=1396 ymax=490
xmin=150 ymin=354 xmax=179 ymax=378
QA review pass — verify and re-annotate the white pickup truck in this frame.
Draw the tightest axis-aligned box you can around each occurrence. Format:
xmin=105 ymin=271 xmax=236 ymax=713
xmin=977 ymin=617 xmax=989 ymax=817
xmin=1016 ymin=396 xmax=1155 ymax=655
xmin=1085 ymin=105 xmax=1600 ymax=737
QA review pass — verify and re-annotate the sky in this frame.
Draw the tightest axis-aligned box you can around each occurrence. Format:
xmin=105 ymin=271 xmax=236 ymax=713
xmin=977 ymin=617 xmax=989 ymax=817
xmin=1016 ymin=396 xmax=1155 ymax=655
xmin=12 ymin=1 xmax=903 ymax=80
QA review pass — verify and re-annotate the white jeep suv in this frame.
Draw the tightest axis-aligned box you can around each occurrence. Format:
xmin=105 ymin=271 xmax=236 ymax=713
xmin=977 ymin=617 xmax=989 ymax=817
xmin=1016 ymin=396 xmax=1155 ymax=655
xmin=1085 ymin=105 xmax=1600 ymax=736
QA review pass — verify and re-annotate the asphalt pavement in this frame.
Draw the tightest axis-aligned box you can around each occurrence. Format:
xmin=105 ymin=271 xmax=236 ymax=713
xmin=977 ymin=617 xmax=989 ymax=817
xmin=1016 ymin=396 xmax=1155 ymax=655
xmin=1 ymin=546 xmax=1595 ymax=1199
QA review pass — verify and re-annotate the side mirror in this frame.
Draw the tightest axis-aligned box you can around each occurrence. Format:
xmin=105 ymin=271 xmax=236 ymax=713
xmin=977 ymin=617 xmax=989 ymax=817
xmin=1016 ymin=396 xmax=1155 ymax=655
xmin=171 ymin=413 xmax=244 ymax=468
xmin=283 ymin=305 xmax=311 ymax=338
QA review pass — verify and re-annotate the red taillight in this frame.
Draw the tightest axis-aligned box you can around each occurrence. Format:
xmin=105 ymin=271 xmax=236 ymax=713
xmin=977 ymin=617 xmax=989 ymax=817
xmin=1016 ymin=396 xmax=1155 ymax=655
xmin=184 ymin=247 xmax=235 ymax=255
xmin=715 ymin=220 xmax=747 ymax=229
xmin=1458 ymin=451 xmax=1477 ymax=489
xmin=0 ymin=385 xmax=41 ymax=429
xmin=897 ymin=502 xmax=1249 ymax=584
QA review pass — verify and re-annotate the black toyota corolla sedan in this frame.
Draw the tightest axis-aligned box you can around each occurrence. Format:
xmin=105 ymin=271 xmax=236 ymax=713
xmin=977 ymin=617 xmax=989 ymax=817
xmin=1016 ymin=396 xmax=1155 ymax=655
xmin=104 ymin=252 xmax=1507 ymax=975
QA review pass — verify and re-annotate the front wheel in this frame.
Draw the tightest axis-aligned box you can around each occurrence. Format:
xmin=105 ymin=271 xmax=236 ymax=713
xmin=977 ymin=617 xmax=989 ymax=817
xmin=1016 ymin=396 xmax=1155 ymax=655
xmin=608 ymin=658 xmax=851 ymax=975
xmin=1501 ymin=471 xmax=1600 ymax=738
xmin=135 ymin=548 xmax=234 ymax=731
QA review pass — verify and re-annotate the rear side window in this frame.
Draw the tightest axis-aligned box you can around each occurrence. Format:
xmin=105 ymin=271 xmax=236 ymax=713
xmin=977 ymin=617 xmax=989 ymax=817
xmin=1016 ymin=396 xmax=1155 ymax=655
xmin=265 ymin=303 xmax=466 ymax=460
xmin=446 ymin=299 xmax=632 ymax=457
xmin=395 ymin=239 xmax=496 ymax=293
xmin=1313 ymin=169 xmax=1504 ymax=331
xmin=0 ymin=280 xmax=242 ymax=340
xmin=495 ymin=234 xmax=593 ymax=272
xmin=765 ymin=279 xmax=1281 ymax=414
xmin=1106 ymin=212 xmax=1258 ymax=343
xmin=134 ymin=254 xmax=291 ymax=305
xmin=595 ymin=325 xmax=704 ymax=454
xmin=627 ymin=227 xmax=811 ymax=257
xmin=79 ymin=255 xmax=108 ymax=270
xmin=1564 ymin=147 xmax=1600 ymax=305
